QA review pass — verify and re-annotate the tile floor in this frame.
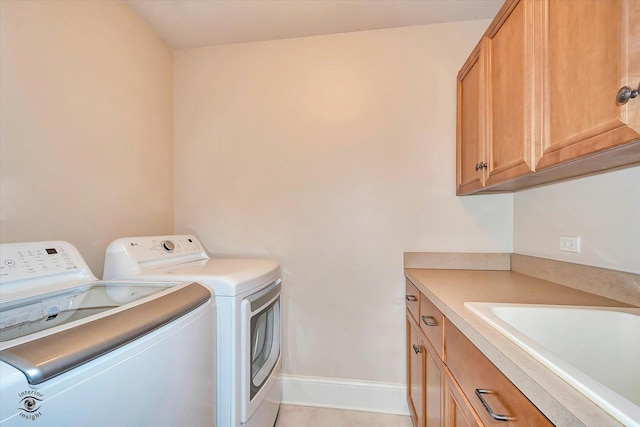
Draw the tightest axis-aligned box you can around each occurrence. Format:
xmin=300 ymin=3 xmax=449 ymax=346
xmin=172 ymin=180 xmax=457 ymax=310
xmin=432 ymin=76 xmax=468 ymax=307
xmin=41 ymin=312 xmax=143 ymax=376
xmin=274 ymin=405 xmax=413 ymax=427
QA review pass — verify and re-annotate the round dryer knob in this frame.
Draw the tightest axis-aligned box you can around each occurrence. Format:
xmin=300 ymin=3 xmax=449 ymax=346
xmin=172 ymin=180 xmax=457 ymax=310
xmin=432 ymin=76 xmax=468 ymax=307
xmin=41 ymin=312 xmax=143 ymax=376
xmin=161 ymin=240 xmax=175 ymax=253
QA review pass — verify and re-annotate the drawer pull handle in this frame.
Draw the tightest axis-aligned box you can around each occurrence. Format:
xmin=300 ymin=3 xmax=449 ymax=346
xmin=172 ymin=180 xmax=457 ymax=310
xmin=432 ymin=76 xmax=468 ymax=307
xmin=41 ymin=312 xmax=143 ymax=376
xmin=475 ymin=389 xmax=512 ymax=421
xmin=421 ymin=315 xmax=438 ymax=327
xmin=405 ymin=295 xmax=418 ymax=302
xmin=412 ymin=344 xmax=422 ymax=354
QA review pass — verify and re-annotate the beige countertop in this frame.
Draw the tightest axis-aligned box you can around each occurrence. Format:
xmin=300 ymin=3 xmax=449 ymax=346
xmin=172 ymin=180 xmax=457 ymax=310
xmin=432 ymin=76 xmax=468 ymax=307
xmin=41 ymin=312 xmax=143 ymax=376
xmin=404 ymin=268 xmax=635 ymax=427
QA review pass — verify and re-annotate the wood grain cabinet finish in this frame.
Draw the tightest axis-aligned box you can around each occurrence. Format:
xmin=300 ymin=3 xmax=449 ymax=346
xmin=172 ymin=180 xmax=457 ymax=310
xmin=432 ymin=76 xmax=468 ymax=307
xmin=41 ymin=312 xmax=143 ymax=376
xmin=445 ymin=320 xmax=553 ymax=426
xmin=423 ymin=337 xmax=444 ymax=427
xmin=456 ymin=42 xmax=485 ymax=194
xmin=537 ymin=0 xmax=640 ymax=169
xmin=484 ymin=0 xmax=537 ymax=188
xmin=406 ymin=280 xmax=421 ymax=323
xmin=419 ymin=295 xmax=444 ymax=360
xmin=456 ymin=0 xmax=640 ymax=195
xmin=457 ymin=0 xmax=537 ymax=195
xmin=443 ymin=369 xmax=483 ymax=427
xmin=407 ymin=315 xmax=425 ymax=427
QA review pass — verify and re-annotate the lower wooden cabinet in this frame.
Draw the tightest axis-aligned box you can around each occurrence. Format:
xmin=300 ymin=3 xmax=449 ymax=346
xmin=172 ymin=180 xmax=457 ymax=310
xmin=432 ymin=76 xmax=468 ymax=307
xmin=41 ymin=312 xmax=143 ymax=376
xmin=406 ymin=283 xmax=553 ymax=427
xmin=407 ymin=312 xmax=444 ymax=427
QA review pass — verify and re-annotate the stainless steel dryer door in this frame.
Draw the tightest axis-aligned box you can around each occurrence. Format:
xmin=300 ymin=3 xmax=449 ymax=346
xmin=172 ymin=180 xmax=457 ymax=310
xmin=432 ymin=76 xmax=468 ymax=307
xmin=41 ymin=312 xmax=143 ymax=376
xmin=240 ymin=279 xmax=281 ymax=423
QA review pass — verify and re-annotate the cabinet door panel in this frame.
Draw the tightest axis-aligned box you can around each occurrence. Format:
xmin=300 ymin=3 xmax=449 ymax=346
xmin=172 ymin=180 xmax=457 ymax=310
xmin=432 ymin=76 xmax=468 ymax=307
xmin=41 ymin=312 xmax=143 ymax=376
xmin=424 ymin=339 xmax=443 ymax=427
xmin=456 ymin=43 xmax=484 ymax=195
xmin=485 ymin=0 xmax=536 ymax=185
xmin=538 ymin=0 xmax=640 ymax=169
xmin=407 ymin=316 xmax=425 ymax=427
xmin=444 ymin=369 xmax=482 ymax=427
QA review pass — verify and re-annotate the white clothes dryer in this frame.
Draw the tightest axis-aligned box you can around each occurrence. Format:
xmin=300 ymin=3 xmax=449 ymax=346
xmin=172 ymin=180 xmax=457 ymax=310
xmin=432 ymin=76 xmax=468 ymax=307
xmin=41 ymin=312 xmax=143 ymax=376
xmin=0 ymin=241 xmax=216 ymax=427
xmin=103 ymin=235 xmax=282 ymax=427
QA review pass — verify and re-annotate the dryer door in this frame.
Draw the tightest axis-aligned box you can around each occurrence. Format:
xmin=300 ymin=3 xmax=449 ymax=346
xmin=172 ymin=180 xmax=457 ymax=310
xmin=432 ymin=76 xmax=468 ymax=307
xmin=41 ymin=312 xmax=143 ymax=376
xmin=240 ymin=279 xmax=281 ymax=423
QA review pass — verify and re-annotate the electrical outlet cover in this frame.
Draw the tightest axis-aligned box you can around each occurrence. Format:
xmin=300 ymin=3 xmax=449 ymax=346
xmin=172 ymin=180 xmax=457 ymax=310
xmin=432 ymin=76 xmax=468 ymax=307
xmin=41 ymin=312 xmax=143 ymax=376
xmin=560 ymin=236 xmax=581 ymax=253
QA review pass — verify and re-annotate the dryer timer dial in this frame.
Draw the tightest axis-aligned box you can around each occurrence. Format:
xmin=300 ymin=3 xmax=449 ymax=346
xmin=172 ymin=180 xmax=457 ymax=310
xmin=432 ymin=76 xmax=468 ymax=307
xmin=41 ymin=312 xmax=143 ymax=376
xmin=161 ymin=240 xmax=175 ymax=253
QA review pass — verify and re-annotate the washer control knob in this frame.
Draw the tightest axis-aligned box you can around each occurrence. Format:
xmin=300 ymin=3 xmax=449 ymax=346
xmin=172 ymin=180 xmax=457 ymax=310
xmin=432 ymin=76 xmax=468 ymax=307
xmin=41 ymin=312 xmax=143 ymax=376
xmin=161 ymin=240 xmax=175 ymax=253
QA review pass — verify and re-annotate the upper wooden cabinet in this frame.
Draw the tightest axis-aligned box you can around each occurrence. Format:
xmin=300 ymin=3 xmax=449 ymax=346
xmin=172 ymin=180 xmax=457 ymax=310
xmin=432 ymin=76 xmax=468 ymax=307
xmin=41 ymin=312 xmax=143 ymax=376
xmin=457 ymin=0 xmax=538 ymax=195
xmin=485 ymin=0 xmax=537 ymax=187
xmin=538 ymin=0 xmax=640 ymax=169
xmin=457 ymin=43 xmax=484 ymax=194
xmin=456 ymin=0 xmax=640 ymax=195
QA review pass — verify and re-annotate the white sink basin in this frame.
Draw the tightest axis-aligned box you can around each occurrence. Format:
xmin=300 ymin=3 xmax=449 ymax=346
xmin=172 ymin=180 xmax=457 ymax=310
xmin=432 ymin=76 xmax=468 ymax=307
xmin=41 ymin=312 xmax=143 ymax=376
xmin=464 ymin=302 xmax=640 ymax=427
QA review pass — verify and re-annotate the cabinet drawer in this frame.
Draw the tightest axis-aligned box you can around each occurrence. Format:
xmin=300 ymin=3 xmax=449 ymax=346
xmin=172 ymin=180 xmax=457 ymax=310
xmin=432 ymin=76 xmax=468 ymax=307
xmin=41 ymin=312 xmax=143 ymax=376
xmin=445 ymin=321 xmax=552 ymax=426
xmin=405 ymin=280 xmax=420 ymax=322
xmin=419 ymin=295 xmax=444 ymax=360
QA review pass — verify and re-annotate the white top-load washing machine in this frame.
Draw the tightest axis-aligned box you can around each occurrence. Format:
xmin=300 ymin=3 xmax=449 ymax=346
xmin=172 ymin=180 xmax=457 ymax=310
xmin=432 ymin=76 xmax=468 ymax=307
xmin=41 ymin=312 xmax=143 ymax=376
xmin=0 ymin=241 xmax=216 ymax=426
xmin=103 ymin=235 xmax=281 ymax=427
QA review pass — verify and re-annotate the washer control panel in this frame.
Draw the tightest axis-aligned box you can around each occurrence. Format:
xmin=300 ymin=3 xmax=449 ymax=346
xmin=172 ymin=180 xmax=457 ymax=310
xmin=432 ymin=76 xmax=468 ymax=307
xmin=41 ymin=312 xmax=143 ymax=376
xmin=0 ymin=242 xmax=82 ymax=282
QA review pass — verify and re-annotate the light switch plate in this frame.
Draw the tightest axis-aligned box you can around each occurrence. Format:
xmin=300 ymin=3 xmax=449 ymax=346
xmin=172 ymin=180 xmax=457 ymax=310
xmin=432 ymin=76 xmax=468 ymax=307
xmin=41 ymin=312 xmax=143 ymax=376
xmin=560 ymin=236 xmax=581 ymax=253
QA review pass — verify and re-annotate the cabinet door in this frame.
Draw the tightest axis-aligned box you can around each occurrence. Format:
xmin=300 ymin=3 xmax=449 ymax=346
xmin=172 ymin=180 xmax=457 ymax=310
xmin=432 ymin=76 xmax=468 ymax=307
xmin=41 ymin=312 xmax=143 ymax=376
xmin=456 ymin=42 xmax=485 ymax=195
xmin=444 ymin=369 xmax=482 ymax=427
xmin=423 ymin=338 xmax=443 ymax=427
xmin=407 ymin=316 xmax=425 ymax=427
xmin=537 ymin=0 xmax=640 ymax=169
xmin=485 ymin=0 xmax=537 ymax=186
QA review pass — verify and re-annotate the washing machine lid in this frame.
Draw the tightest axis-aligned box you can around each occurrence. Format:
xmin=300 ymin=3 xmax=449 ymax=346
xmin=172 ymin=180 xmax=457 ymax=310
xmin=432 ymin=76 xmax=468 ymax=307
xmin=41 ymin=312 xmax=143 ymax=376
xmin=125 ymin=258 xmax=281 ymax=297
xmin=0 ymin=279 xmax=210 ymax=384
xmin=1 ymin=279 xmax=178 ymax=343
xmin=0 ymin=241 xmax=211 ymax=384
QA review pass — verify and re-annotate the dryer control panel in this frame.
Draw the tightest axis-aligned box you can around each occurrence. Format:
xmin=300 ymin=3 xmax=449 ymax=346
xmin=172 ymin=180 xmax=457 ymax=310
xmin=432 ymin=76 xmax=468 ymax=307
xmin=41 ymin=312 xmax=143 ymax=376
xmin=117 ymin=236 xmax=204 ymax=261
xmin=103 ymin=235 xmax=209 ymax=278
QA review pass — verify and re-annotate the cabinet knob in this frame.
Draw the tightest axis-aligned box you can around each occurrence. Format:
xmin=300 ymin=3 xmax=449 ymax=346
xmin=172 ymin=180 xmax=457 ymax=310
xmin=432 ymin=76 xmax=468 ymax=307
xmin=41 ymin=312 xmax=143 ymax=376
xmin=616 ymin=82 xmax=639 ymax=105
xmin=475 ymin=162 xmax=488 ymax=171
xmin=405 ymin=295 xmax=417 ymax=302
xmin=412 ymin=344 xmax=423 ymax=354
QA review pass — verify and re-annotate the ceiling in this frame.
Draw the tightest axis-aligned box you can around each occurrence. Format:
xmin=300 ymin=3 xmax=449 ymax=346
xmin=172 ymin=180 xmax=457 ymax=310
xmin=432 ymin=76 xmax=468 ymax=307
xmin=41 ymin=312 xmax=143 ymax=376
xmin=126 ymin=0 xmax=504 ymax=50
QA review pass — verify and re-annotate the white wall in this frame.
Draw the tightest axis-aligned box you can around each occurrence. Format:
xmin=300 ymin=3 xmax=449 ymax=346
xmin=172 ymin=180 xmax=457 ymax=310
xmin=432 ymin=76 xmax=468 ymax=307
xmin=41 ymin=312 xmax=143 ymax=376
xmin=0 ymin=0 xmax=174 ymax=275
xmin=174 ymin=21 xmax=512 ymax=386
xmin=514 ymin=166 xmax=640 ymax=274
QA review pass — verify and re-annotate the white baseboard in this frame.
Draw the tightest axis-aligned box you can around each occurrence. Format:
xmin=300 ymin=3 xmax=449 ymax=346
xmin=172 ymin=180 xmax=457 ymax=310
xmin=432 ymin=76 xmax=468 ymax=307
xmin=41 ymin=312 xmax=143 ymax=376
xmin=279 ymin=374 xmax=410 ymax=416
